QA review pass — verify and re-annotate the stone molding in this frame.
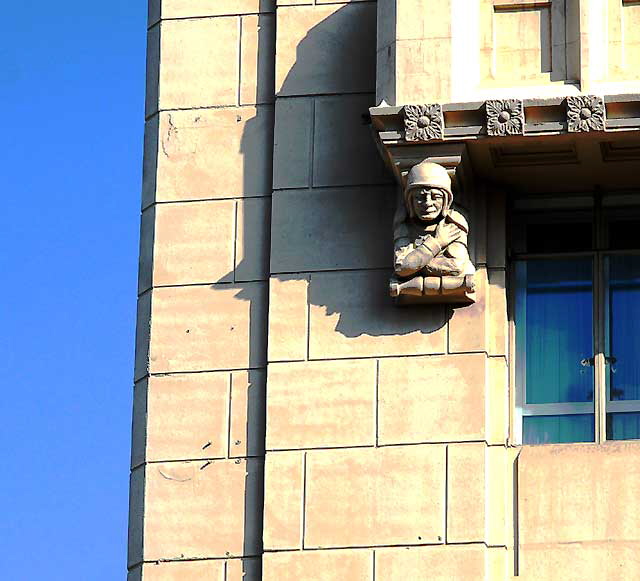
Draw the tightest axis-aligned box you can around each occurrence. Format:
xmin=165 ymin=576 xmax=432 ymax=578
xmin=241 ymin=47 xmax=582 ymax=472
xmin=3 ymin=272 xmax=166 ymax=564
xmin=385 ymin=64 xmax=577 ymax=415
xmin=371 ymin=94 xmax=640 ymax=144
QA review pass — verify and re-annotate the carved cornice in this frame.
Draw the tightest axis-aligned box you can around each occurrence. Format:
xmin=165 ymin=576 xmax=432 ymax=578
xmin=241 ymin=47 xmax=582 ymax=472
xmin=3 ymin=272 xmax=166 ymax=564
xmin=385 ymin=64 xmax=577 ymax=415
xmin=486 ymin=99 xmax=525 ymax=136
xmin=566 ymin=95 xmax=605 ymax=132
xmin=404 ymin=104 xmax=444 ymax=141
xmin=371 ymin=94 xmax=640 ymax=145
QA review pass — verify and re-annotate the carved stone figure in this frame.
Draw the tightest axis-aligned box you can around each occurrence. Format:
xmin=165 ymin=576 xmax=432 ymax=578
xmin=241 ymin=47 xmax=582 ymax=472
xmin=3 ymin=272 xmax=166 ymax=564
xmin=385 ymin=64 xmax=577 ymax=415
xmin=390 ymin=160 xmax=475 ymax=303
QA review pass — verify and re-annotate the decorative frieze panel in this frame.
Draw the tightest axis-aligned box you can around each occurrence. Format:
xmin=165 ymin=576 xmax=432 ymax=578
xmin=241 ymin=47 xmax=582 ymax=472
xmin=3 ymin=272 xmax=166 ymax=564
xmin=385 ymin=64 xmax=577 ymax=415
xmin=566 ymin=95 xmax=605 ymax=132
xmin=372 ymin=94 xmax=640 ymax=146
xmin=485 ymin=99 xmax=525 ymax=136
xmin=404 ymin=104 xmax=444 ymax=142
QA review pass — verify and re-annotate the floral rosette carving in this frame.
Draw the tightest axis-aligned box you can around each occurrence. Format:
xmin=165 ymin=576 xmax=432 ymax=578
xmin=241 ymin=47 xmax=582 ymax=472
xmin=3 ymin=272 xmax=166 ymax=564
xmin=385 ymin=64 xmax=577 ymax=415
xmin=486 ymin=99 xmax=524 ymax=136
xmin=567 ymin=95 xmax=605 ymax=132
xmin=404 ymin=104 xmax=444 ymax=141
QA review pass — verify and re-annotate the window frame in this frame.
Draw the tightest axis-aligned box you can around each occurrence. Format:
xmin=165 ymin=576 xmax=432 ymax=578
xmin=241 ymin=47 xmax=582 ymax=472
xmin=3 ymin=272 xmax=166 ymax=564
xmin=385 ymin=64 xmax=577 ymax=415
xmin=510 ymin=191 xmax=640 ymax=445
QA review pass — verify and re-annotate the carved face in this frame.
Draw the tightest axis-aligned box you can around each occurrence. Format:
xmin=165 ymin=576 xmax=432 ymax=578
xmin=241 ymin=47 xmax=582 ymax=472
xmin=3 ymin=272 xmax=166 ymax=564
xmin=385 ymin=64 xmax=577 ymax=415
xmin=410 ymin=186 xmax=445 ymax=221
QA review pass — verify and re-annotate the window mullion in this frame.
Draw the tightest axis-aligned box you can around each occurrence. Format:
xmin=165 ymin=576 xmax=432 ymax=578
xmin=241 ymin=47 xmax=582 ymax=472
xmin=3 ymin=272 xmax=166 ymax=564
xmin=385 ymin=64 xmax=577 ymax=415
xmin=594 ymin=251 xmax=607 ymax=443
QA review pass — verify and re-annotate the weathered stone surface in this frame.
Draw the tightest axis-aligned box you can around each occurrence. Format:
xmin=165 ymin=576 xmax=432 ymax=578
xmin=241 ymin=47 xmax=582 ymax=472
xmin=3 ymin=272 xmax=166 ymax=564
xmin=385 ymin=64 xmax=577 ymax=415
xmin=273 ymin=94 xmax=388 ymax=190
xmin=229 ymin=369 xmax=266 ymax=458
xmin=143 ymin=458 xmax=263 ymax=560
xmin=156 ymin=18 xmax=240 ymax=111
xmin=133 ymin=560 xmax=225 ymax=580
xmin=519 ymin=442 xmax=640 ymax=546
xmin=378 ymin=354 xmax=486 ymax=445
xmin=151 ymin=200 xmax=236 ymax=287
xmin=448 ymin=267 xmax=487 ymax=353
xmin=134 ymin=372 xmax=230 ymax=464
xmin=273 ymin=97 xmax=313 ymax=189
xmin=144 ymin=107 xmax=274 ymax=207
xmin=519 ymin=543 xmax=640 ymax=581
xmin=267 ymin=275 xmax=309 ymax=362
xmin=148 ymin=283 xmax=267 ymax=373
xmin=375 ymin=545 xmax=488 ymax=581
xmin=305 ymin=445 xmax=445 ymax=548
xmin=447 ymin=443 xmax=486 ymax=543
xmin=270 ymin=187 xmax=393 ymax=273
xmin=308 ymin=270 xmax=448 ymax=360
xmin=263 ymin=451 xmax=303 ymax=550
xmin=276 ymin=4 xmax=376 ymax=96
xmin=266 ymin=359 xmax=376 ymax=450
xmin=263 ymin=549 xmax=372 ymax=581
xmin=235 ymin=197 xmax=271 ymax=282
xmin=312 ymin=95 xmax=388 ymax=187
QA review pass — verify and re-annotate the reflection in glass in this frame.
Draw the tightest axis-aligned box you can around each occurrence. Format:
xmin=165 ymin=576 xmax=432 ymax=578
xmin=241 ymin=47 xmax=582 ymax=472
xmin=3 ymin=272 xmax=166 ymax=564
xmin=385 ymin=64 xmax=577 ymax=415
xmin=518 ymin=259 xmax=594 ymax=404
xmin=524 ymin=414 xmax=594 ymax=444
xmin=607 ymin=412 xmax=640 ymax=440
xmin=608 ymin=255 xmax=640 ymax=401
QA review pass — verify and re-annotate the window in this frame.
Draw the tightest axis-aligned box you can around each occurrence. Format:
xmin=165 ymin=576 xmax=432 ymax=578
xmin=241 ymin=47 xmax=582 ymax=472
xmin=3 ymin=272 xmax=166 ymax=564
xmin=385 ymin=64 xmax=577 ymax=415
xmin=512 ymin=192 xmax=640 ymax=444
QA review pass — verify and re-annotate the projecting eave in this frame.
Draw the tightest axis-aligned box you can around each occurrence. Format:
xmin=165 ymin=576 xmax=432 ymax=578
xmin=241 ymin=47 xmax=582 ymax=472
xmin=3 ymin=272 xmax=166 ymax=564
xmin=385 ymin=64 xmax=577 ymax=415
xmin=370 ymin=95 xmax=640 ymax=194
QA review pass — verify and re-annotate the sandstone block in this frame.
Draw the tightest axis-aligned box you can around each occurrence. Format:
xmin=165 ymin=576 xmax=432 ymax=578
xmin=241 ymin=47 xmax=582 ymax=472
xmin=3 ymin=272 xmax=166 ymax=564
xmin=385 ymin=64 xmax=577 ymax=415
xmin=263 ymin=549 xmax=372 ymax=581
xmin=308 ymin=270 xmax=447 ymax=360
xmin=447 ymin=443 xmax=486 ymax=543
xmin=266 ymin=359 xmax=376 ymax=450
xmin=263 ymin=451 xmax=304 ymax=550
xmin=375 ymin=545 xmax=487 ymax=581
xmin=156 ymin=18 xmax=239 ymax=111
xmin=487 ymin=269 xmax=507 ymax=356
xmin=378 ymin=354 xmax=486 ymax=445
xmin=134 ymin=560 xmax=225 ymax=580
xmin=519 ymin=543 xmax=640 ymax=581
xmin=235 ymin=197 xmax=271 ymax=283
xmin=305 ymin=445 xmax=445 ymax=548
xmin=230 ymin=369 xmax=266 ymax=458
xmin=240 ymin=14 xmax=276 ymax=106
xmin=448 ymin=267 xmax=487 ymax=353
xmin=312 ymin=94 xmax=389 ymax=187
xmin=134 ymin=372 xmax=230 ymax=465
xmin=144 ymin=106 xmax=274 ymax=207
xmin=276 ymin=4 xmax=376 ymax=96
xmin=519 ymin=442 xmax=640 ymax=546
xmin=270 ymin=187 xmax=393 ymax=273
xmin=267 ymin=275 xmax=309 ymax=362
xmin=148 ymin=283 xmax=267 ymax=373
xmin=151 ymin=200 xmax=236 ymax=287
xmin=273 ymin=97 xmax=313 ymax=189
xmin=143 ymin=458 xmax=263 ymax=560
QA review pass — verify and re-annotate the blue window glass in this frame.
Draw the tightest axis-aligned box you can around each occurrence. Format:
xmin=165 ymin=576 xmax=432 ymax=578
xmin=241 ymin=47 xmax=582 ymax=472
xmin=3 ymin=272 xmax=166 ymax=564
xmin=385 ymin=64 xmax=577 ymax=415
xmin=524 ymin=414 xmax=594 ymax=445
xmin=520 ymin=259 xmax=594 ymax=404
xmin=607 ymin=413 xmax=640 ymax=441
xmin=607 ymin=255 xmax=640 ymax=401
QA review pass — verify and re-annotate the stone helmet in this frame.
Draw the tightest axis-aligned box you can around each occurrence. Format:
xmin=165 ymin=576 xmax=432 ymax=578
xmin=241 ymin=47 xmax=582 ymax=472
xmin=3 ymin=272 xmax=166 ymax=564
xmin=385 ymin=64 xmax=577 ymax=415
xmin=404 ymin=161 xmax=453 ymax=219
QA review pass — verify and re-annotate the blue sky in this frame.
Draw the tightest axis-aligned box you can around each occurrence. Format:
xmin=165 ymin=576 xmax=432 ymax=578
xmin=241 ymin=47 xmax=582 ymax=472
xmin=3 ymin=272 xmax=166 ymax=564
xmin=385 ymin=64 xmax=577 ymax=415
xmin=0 ymin=2 xmax=146 ymax=577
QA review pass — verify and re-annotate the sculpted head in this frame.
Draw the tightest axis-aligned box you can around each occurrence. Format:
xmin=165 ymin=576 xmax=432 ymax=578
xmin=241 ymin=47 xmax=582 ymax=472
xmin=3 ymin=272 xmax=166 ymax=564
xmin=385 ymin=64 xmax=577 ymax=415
xmin=404 ymin=161 xmax=453 ymax=222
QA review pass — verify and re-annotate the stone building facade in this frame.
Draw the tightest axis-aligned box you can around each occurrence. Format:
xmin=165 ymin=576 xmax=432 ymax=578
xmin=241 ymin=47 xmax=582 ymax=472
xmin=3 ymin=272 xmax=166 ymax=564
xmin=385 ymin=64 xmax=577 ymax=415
xmin=129 ymin=1 xmax=640 ymax=579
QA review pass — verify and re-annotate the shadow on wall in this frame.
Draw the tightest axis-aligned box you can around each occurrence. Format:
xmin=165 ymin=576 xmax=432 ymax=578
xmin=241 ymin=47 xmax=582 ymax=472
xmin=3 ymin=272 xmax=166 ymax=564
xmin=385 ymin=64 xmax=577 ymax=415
xmin=234 ymin=4 xmax=450 ymax=343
